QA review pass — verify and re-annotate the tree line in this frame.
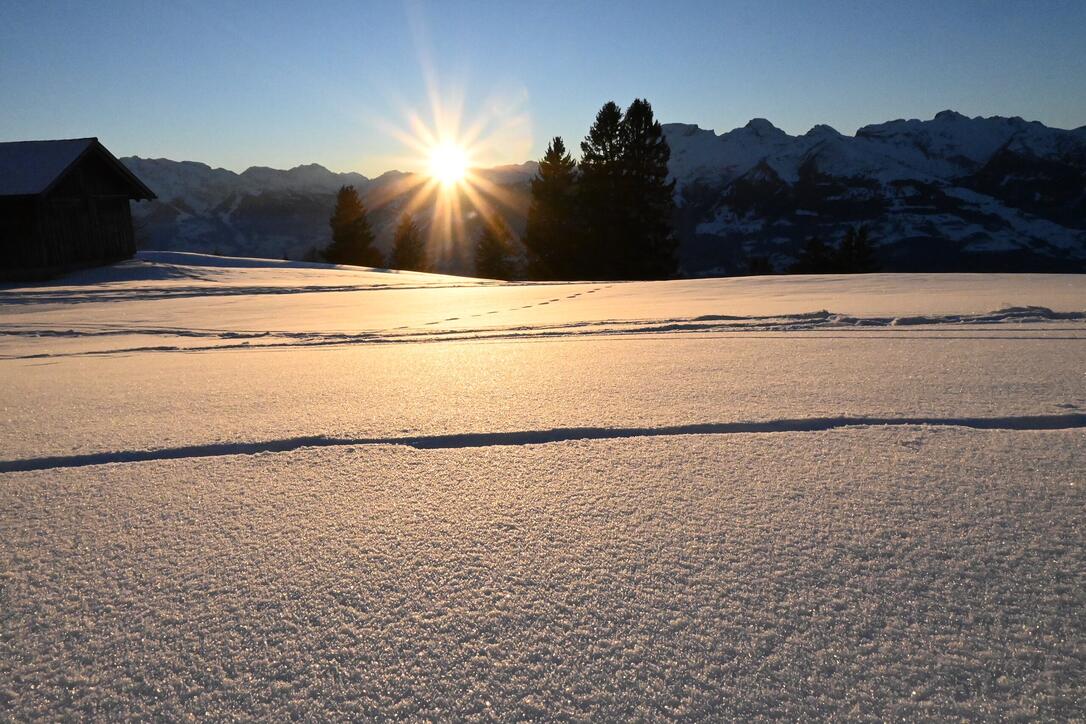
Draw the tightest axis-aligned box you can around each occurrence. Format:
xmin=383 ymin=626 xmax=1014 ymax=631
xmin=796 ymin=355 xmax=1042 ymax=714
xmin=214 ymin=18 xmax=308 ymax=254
xmin=792 ymin=226 xmax=877 ymax=273
xmin=318 ymin=98 xmax=678 ymax=281
xmin=743 ymin=226 xmax=878 ymax=275
xmin=524 ymin=98 xmax=678 ymax=280
xmin=322 ymin=185 xmax=432 ymax=272
xmin=322 ymin=184 xmax=520 ymax=278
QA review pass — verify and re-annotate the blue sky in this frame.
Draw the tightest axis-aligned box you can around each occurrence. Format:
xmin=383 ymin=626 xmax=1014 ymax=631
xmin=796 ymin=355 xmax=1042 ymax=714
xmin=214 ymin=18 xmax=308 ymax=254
xmin=2 ymin=0 xmax=1085 ymax=175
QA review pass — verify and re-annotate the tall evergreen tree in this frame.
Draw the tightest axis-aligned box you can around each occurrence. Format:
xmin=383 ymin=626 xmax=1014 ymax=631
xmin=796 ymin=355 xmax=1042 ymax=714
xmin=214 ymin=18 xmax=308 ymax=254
xmin=619 ymin=98 xmax=677 ymax=278
xmin=524 ymin=136 xmax=579 ymax=279
xmin=474 ymin=217 xmax=518 ymax=280
xmin=577 ymin=99 xmax=678 ymax=279
xmin=390 ymin=214 xmax=429 ymax=272
xmin=326 ymin=185 xmax=383 ymax=267
xmin=579 ymin=101 xmax=626 ymax=278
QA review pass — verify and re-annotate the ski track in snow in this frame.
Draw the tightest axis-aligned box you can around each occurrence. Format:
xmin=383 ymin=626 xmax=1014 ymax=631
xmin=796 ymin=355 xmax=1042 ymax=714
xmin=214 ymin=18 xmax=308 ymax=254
xmin=2 ymin=305 xmax=1084 ymax=360
xmin=2 ymin=413 xmax=1086 ymax=473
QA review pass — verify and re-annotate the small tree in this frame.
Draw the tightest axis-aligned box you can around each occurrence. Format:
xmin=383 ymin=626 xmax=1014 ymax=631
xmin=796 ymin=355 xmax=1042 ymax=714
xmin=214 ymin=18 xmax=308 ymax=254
xmin=390 ymin=214 xmax=429 ymax=272
xmin=326 ymin=185 xmax=383 ymax=267
xmin=790 ymin=236 xmax=834 ymax=274
xmin=745 ymin=255 xmax=775 ymax=276
xmin=836 ymin=225 xmax=877 ymax=273
xmin=474 ymin=218 xmax=518 ymax=280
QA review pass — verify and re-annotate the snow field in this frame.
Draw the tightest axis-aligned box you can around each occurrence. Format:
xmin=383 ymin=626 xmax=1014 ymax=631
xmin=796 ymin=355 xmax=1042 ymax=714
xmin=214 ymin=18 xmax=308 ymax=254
xmin=1 ymin=254 xmax=1084 ymax=718
xmin=2 ymin=335 xmax=1086 ymax=462
xmin=1 ymin=430 xmax=1082 ymax=719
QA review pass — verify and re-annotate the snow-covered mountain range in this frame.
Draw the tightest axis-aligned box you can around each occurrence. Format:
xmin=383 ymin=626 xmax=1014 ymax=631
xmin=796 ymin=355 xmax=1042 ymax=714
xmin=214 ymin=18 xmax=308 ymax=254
xmin=670 ymin=110 xmax=1086 ymax=273
xmin=123 ymin=110 xmax=1086 ymax=274
xmin=123 ymin=156 xmax=536 ymax=274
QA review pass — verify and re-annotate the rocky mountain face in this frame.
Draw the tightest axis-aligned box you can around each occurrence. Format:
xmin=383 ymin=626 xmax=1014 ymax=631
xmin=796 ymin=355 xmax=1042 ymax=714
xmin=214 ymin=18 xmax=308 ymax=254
xmin=668 ymin=111 xmax=1086 ymax=273
xmin=123 ymin=111 xmax=1086 ymax=275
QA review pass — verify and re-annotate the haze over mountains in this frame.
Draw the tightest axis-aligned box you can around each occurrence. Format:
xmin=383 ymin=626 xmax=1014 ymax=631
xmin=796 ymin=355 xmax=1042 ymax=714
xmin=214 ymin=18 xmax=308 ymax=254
xmin=123 ymin=111 xmax=1086 ymax=275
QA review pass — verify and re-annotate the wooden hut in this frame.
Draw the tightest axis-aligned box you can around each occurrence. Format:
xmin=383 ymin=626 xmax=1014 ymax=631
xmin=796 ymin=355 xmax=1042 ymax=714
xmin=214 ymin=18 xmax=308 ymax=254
xmin=0 ymin=138 xmax=156 ymax=279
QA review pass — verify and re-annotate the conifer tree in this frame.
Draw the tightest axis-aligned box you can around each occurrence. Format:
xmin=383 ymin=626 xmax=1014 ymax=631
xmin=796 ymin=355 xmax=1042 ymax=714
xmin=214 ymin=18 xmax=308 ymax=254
xmin=745 ymin=255 xmax=775 ymax=276
xmin=619 ymin=98 xmax=677 ymax=278
xmin=326 ymin=185 xmax=383 ymax=267
xmin=474 ymin=217 xmax=518 ymax=280
xmin=579 ymin=102 xmax=626 ymax=278
xmin=836 ymin=225 xmax=877 ymax=273
xmin=853 ymin=225 xmax=877 ymax=272
xmin=576 ymin=99 xmax=677 ymax=279
xmin=790 ymin=235 xmax=834 ymax=273
xmin=524 ymin=136 xmax=579 ymax=279
xmin=390 ymin=213 xmax=429 ymax=272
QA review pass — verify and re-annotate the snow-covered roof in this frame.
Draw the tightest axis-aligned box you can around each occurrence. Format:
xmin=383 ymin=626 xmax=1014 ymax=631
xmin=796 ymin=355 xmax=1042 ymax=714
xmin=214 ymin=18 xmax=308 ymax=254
xmin=0 ymin=137 xmax=155 ymax=199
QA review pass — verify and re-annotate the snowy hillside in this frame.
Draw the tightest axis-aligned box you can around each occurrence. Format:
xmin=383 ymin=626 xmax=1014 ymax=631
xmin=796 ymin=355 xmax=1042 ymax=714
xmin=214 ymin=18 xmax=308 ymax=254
xmin=1 ymin=255 xmax=1084 ymax=718
xmin=122 ymin=111 xmax=1085 ymax=275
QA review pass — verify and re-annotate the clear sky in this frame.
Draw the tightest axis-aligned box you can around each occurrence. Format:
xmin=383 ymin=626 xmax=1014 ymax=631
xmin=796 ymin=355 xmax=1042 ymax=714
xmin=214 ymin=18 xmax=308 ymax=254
xmin=2 ymin=0 xmax=1085 ymax=176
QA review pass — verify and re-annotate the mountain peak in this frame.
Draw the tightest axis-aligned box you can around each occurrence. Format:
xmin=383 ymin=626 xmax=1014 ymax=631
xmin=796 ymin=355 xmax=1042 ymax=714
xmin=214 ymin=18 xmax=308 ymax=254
xmin=933 ymin=109 xmax=968 ymax=122
xmin=663 ymin=122 xmax=712 ymax=137
xmin=804 ymin=124 xmax=841 ymax=138
xmin=744 ymin=118 xmax=784 ymax=135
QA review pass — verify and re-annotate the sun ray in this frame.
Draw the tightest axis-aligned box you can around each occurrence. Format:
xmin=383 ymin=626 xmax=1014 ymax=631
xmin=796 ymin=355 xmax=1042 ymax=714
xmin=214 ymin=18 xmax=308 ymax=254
xmin=458 ymin=182 xmax=499 ymax=226
xmin=464 ymin=173 xmax=526 ymax=211
xmin=373 ymin=72 xmax=533 ymax=273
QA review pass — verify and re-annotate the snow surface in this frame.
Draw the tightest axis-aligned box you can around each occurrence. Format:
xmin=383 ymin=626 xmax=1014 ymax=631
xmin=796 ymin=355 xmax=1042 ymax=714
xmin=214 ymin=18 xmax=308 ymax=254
xmin=1 ymin=253 xmax=1084 ymax=718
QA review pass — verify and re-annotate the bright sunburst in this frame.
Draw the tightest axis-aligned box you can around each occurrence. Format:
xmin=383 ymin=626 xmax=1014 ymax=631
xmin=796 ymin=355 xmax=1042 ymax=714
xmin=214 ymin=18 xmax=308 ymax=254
xmin=429 ymin=143 xmax=468 ymax=186
xmin=370 ymin=78 xmax=532 ymax=270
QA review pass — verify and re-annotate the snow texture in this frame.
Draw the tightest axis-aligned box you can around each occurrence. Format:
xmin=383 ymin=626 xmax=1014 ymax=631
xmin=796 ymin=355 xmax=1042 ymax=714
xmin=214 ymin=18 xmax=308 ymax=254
xmin=2 ymin=432 xmax=1083 ymax=719
xmin=1 ymin=255 xmax=1084 ymax=718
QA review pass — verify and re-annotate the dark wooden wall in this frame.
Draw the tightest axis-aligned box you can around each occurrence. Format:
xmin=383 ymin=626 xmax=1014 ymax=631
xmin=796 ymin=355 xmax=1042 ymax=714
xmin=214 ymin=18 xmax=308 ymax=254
xmin=0 ymin=198 xmax=39 ymax=270
xmin=1 ymin=147 xmax=138 ymax=276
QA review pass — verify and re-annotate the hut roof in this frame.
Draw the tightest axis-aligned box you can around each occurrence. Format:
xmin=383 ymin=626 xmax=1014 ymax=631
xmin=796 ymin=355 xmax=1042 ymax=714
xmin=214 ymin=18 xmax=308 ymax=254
xmin=0 ymin=137 xmax=155 ymax=199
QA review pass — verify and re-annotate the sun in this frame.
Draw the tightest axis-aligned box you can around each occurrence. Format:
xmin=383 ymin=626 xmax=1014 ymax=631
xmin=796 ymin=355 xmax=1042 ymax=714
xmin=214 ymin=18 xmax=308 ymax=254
xmin=372 ymin=85 xmax=531 ymax=270
xmin=429 ymin=143 xmax=468 ymax=186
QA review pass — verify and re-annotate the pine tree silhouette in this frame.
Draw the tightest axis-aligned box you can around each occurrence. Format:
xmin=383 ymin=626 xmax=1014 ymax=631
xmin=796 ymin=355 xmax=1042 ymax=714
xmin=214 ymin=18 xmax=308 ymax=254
xmin=579 ymin=102 xmax=626 ymax=278
xmin=852 ymin=225 xmax=877 ymax=272
xmin=745 ymin=255 xmax=775 ymax=276
xmin=326 ymin=185 xmax=383 ymax=267
xmin=620 ymin=98 xmax=677 ymax=279
xmin=474 ymin=217 xmax=518 ymax=280
xmin=524 ymin=136 xmax=579 ymax=279
xmin=577 ymin=99 xmax=677 ymax=279
xmin=835 ymin=225 xmax=877 ymax=273
xmin=790 ymin=236 xmax=834 ymax=273
xmin=390 ymin=214 xmax=429 ymax=272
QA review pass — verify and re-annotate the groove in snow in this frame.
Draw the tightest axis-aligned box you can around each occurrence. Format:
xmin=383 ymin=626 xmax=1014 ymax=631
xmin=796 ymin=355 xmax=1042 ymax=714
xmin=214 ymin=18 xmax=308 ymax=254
xmin=2 ymin=413 xmax=1085 ymax=473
